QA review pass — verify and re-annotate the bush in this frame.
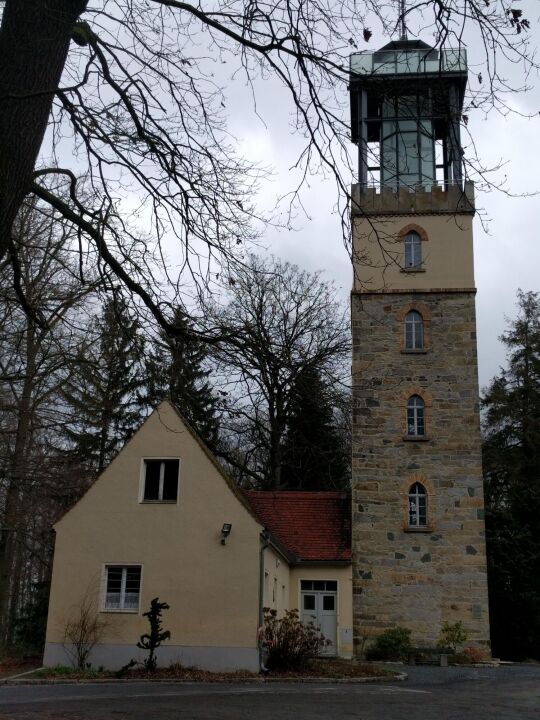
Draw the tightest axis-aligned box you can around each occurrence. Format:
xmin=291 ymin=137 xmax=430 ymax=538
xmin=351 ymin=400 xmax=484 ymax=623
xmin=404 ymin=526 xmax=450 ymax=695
xmin=365 ymin=627 xmax=412 ymax=661
xmin=451 ymin=646 xmax=485 ymax=665
xmin=63 ymin=593 xmax=109 ymax=670
xmin=261 ymin=608 xmax=328 ymax=671
xmin=437 ymin=621 xmax=468 ymax=653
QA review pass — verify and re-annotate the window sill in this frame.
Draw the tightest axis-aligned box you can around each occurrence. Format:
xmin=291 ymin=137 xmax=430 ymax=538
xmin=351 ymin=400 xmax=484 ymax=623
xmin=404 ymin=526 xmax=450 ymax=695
xmin=403 ymin=526 xmax=433 ymax=534
xmin=101 ymin=608 xmax=139 ymax=614
xmin=140 ymin=500 xmax=178 ymax=504
xmin=402 ymin=435 xmax=430 ymax=442
xmin=401 ymin=348 xmax=429 ymax=354
xmin=401 ymin=267 xmax=426 ymax=273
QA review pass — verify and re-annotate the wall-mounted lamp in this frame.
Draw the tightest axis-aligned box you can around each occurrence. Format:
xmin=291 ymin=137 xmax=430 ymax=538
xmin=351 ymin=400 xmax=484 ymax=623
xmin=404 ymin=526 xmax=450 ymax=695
xmin=221 ymin=523 xmax=232 ymax=545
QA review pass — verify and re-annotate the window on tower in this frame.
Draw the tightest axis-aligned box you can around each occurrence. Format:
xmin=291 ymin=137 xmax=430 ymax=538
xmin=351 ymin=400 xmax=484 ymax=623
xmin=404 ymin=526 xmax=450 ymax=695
xmin=404 ymin=311 xmax=424 ymax=350
xmin=408 ymin=482 xmax=427 ymax=527
xmin=404 ymin=231 xmax=422 ymax=269
xmin=407 ymin=395 xmax=425 ymax=436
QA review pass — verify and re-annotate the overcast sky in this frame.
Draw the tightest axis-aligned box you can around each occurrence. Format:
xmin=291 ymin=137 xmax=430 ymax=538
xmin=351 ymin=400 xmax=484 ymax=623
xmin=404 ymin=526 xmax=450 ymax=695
xmin=225 ymin=4 xmax=540 ymax=393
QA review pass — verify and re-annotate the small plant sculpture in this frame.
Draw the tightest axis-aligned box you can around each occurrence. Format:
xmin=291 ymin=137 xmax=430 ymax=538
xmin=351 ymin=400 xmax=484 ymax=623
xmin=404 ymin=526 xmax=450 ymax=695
xmin=137 ymin=597 xmax=171 ymax=672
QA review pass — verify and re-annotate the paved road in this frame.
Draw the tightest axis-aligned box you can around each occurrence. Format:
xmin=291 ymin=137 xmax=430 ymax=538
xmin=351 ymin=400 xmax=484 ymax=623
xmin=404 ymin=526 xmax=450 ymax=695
xmin=0 ymin=665 xmax=539 ymax=720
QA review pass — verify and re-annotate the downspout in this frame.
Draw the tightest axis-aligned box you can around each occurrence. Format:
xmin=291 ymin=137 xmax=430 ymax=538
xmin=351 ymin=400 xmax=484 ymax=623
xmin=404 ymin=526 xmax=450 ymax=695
xmin=258 ymin=527 xmax=271 ymax=672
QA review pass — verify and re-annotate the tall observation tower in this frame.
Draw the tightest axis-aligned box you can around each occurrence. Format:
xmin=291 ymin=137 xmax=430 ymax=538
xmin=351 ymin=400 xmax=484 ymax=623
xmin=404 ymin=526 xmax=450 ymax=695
xmin=349 ymin=39 xmax=491 ymax=651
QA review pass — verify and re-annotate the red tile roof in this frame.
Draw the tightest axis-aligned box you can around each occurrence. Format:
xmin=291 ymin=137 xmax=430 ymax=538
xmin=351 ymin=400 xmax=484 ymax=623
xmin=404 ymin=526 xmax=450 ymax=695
xmin=243 ymin=491 xmax=351 ymax=563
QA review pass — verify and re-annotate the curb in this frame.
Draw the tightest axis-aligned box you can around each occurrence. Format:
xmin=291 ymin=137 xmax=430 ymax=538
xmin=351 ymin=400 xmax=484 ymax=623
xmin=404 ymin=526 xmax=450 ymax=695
xmin=1 ymin=672 xmax=407 ymax=686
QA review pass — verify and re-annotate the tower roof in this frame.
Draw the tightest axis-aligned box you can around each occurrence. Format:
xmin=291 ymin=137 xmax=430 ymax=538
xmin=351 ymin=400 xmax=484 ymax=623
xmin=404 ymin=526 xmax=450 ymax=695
xmin=378 ymin=38 xmax=433 ymax=52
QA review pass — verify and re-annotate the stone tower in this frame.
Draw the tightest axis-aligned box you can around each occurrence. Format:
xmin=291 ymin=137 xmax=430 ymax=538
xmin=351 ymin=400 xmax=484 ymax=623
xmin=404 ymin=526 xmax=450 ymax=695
xmin=349 ymin=40 xmax=491 ymax=651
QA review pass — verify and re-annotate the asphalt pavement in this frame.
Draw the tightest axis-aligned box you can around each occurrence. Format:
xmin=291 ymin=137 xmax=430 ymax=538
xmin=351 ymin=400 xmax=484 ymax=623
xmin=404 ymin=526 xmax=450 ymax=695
xmin=0 ymin=664 xmax=538 ymax=720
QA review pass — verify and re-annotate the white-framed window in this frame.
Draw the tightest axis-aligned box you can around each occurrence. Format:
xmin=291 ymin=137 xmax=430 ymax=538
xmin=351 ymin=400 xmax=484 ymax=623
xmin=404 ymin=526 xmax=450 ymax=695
xmin=407 ymin=395 xmax=425 ymax=436
xmin=142 ymin=459 xmax=179 ymax=502
xmin=404 ymin=231 xmax=422 ymax=268
xmin=408 ymin=482 xmax=427 ymax=527
xmin=404 ymin=310 xmax=424 ymax=349
xmin=104 ymin=565 xmax=141 ymax=611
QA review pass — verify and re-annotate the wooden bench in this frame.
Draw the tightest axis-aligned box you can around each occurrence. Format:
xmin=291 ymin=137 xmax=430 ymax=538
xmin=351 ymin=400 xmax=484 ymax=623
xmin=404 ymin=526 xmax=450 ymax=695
xmin=408 ymin=647 xmax=453 ymax=667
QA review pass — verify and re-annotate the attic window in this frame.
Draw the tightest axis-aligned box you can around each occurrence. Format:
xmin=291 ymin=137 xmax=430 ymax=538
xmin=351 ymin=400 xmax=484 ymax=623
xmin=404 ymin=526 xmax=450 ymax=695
xmin=143 ymin=459 xmax=179 ymax=502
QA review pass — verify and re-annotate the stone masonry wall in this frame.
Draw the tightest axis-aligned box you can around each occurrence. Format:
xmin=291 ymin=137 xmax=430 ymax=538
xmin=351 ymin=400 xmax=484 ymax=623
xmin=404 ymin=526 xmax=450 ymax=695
xmin=351 ymin=290 xmax=491 ymax=652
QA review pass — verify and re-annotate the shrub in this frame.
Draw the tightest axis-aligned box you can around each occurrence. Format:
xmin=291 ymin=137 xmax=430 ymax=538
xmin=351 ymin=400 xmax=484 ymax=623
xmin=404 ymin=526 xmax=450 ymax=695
xmin=437 ymin=621 xmax=468 ymax=653
xmin=451 ymin=646 xmax=485 ymax=665
xmin=63 ymin=593 xmax=109 ymax=670
xmin=365 ymin=627 xmax=412 ymax=661
xmin=261 ymin=608 xmax=328 ymax=671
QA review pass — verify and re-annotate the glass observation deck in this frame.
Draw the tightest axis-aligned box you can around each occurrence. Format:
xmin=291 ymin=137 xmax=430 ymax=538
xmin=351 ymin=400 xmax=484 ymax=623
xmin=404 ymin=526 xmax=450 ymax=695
xmin=349 ymin=40 xmax=468 ymax=190
xmin=350 ymin=47 xmax=467 ymax=77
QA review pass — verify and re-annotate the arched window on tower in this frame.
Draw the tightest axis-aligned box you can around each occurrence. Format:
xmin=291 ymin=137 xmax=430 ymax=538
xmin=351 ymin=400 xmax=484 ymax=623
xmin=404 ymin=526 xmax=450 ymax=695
xmin=408 ymin=482 xmax=427 ymax=527
xmin=404 ymin=310 xmax=424 ymax=350
xmin=407 ymin=395 xmax=425 ymax=436
xmin=404 ymin=231 xmax=422 ymax=269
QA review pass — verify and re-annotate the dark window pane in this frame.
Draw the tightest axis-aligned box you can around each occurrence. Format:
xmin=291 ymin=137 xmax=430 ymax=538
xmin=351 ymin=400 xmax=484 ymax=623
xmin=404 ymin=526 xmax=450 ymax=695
xmin=325 ymin=581 xmax=337 ymax=591
xmin=415 ymin=323 xmax=424 ymax=349
xmin=125 ymin=566 xmax=141 ymax=609
xmin=405 ymin=325 xmax=413 ymax=348
xmin=125 ymin=566 xmax=141 ymax=592
xmin=314 ymin=581 xmax=325 ymax=591
xmin=163 ymin=460 xmax=179 ymax=501
xmin=416 ymin=409 xmax=425 ymax=435
xmin=300 ymin=581 xmax=313 ymax=591
xmin=107 ymin=566 xmax=122 ymax=593
xmin=323 ymin=595 xmax=335 ymax=611
xmin=303 ymin=594 xmax=315 ymax=611
xmin=418 ymin=497 xmax=427 ymax=525
xmin=407 ymin=408 xmax=415 ymax=435
xmin=405 ymin=243 xmax=412 ymax=267
xmin=144 ymin=460 xmax=160 ymax=500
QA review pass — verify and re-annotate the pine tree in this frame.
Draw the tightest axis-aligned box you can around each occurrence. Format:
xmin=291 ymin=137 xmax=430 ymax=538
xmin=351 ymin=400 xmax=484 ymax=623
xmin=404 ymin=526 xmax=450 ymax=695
xmin=145 ymin=307 xmax=219 ymax=449
xmin=483 ymin=290 xmax=540 ymax=660
xmin=63 ymin=295 xmax=146 ymax=472
xmin=280 ymin=366 xmax=349 ymax=490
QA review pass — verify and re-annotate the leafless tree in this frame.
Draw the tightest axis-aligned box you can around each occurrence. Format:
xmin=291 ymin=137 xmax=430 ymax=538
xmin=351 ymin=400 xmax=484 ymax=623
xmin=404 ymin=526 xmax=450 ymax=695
xmin=0 ymin=193 xmax=97 ymax=648
xmin=210 ymin=254 xmax=350 ymax=489
xmin=0 ymin=1 xmax=536 ymax=330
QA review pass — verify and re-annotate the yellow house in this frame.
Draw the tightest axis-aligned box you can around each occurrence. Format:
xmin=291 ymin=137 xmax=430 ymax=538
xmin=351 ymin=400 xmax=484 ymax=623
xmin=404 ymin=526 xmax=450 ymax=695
xmin=44 ymin=401 xmax=352 ymax=671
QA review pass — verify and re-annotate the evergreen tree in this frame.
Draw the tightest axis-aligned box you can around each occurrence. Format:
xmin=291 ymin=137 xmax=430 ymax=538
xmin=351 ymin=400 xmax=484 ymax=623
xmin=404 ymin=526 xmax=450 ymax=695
xmin=146 ymin=307 xmax=219 ymax=449
xmin=280 ymin=366 xmax=349 ymax=490
xmin=482 ymin=290 xmax=540 ymax=660
xmin=63 ymin=295 xmax=146 ymax=472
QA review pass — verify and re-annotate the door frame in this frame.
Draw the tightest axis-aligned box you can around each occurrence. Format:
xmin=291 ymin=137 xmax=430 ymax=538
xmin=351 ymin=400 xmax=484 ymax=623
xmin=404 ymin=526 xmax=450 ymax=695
xmin=299 ymin=578 xmax=339 ymax=656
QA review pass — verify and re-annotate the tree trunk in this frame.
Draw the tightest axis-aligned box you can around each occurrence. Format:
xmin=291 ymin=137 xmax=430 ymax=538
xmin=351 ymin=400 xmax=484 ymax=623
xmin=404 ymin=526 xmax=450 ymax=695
xmin=267 ymin=413 xmax=285 ymax=490
xmin=0 ymin=320 xmax=37 ymax=647
xmin=0 ymin=0 xmax=88 ymax=256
